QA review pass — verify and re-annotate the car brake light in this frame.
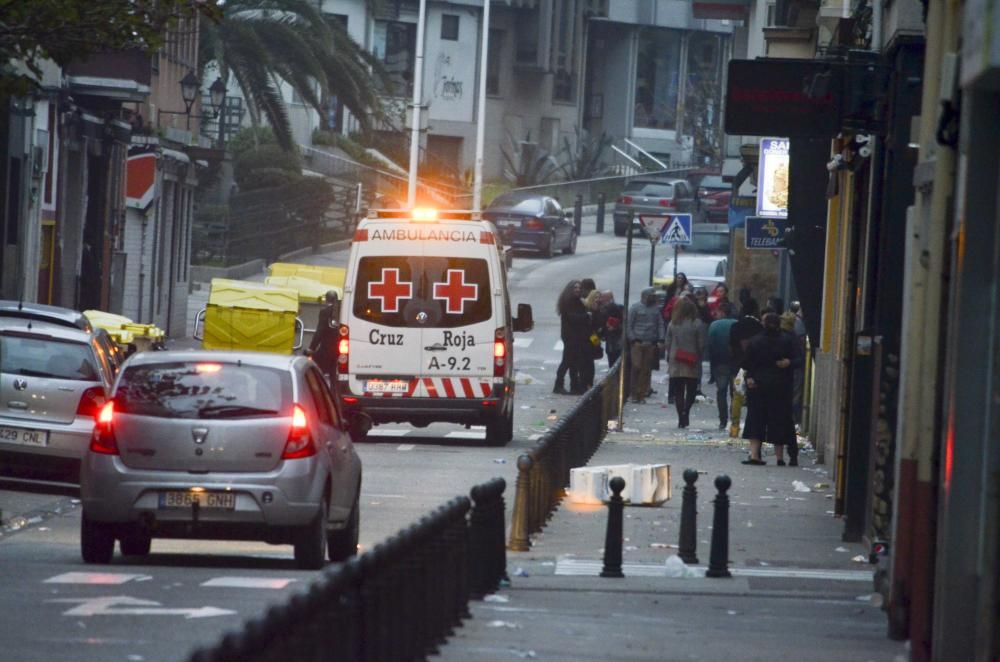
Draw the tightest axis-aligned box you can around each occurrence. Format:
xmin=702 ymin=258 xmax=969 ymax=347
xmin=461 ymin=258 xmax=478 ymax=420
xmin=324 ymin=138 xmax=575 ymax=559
xmin=76 ymin=386 xmax=107 ymax=418
xmin=621 ymin=196 xmax=633 ymax=204
xmin=525 ymin=219 xmax=545 ymax=230
xmin=493 ymin=328 xmax=507 ymax=377
xmin=89 ymin=401 xmax=118 ymax=455
xmin=658 ymin=199 xmax=675 ymax=208
xmin=282 ymin=405 xmax=315 ymax=459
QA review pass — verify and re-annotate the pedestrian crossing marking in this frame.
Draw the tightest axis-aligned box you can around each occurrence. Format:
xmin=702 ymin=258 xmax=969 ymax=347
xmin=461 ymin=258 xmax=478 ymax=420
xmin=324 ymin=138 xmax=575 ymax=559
xmin=397 ymin=444 xmax=415 ymax=451
xmin=45 ymin=572 xmax=148 ymax=585
xmin=553 ymin=340 xmax=564 ymax=351
xmin=445 ymin=430 xmax=484 ymax=439
xmin=201 ymin=577 xmax=297 ymax=589
xmin=369 ymin=429 xmax=410 ymax=437
xmin=513 ymin=337 xmax=533 ymax=348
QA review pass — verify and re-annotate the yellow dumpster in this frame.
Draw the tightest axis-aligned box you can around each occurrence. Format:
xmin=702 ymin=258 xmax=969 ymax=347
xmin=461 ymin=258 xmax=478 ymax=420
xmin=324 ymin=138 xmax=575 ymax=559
xmin=85 ymin=310 xmax=166 ymax=354
xmin=264 ymin=275 xmax=334 ymax=350
xmin=195 ymin=278 xmax=303 ymax=354
xmin=267 ymin=262 xmax=345 ymax=295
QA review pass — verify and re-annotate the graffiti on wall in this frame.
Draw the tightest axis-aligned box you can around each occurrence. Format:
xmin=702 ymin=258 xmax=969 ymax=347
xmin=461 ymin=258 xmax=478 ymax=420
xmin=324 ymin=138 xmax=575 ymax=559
xmin=434 ymin=54 xmax=464 ymax=101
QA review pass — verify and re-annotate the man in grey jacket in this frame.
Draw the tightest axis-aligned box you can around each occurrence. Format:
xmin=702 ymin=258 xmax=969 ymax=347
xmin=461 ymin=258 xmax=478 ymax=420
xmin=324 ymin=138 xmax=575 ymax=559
xmin=626 ymin=288 xmax=665 ymax=403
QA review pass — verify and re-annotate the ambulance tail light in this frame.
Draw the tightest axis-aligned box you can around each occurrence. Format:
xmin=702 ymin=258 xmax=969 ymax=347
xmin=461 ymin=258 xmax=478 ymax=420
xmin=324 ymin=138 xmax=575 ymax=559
xmin=493 ymin=328 xmax=507 ymax=376
xmin=336 ymin=325 xmax=350 ymax=369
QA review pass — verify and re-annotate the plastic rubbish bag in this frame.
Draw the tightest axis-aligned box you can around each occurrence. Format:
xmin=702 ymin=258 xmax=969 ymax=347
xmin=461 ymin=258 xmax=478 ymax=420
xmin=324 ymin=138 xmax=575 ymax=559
xmin=664 ymin=554 xmax=701 ymax=578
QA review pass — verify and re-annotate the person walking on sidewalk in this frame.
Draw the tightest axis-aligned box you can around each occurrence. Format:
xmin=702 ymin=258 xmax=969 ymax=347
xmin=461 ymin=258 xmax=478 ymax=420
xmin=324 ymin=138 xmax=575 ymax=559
xmin=598 ymin=291 xmax=624 ymax=370
xmin=740 ymin=313 xmax=798 ymax=465
xmin=579 ymin=288 xmax=605 ymax=390
xmin=626 ymin=288 xmax=664 ymax=403
xmin=554 ymin=280 xmax=590 ymax=395
xmin=707 ymin=302 xmax=737 ymax=431
xmin=665 ymin=297 xmax=705 ymax=427
xmin=728 ymin=298 xmax=763 ymax=437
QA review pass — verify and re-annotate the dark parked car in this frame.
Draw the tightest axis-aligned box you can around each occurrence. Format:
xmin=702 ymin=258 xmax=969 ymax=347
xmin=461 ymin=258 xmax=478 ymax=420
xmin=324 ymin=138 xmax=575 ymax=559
xmin=612 ymin=178 xmax=699 ymax=236
xmin=483 ymin=192 xmax=577 ymax=258
xmin=695 ymin=175 xmax=732 ymax=223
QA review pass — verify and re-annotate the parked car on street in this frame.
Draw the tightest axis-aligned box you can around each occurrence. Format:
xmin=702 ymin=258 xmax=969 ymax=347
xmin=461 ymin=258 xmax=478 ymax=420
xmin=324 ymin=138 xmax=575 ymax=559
xmin=612 ymin=177 xmax=700 ymax=236
xmin=482 ymin=192 xmax=577 ymax=257
xmin=0 ymin=317 xmax=116 ymax=481
xmin=79 ymin=350 xmax=366 ymax=569
xmin=695 ymin=175 xmax=732 ymax=223
xmin=652 ymin=254 xmax=728 ymax=290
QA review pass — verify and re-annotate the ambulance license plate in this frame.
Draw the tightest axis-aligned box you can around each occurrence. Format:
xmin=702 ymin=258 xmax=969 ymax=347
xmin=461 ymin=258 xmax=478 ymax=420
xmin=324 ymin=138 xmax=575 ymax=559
xmin=366 ymin=379 xmax=409 ymax=394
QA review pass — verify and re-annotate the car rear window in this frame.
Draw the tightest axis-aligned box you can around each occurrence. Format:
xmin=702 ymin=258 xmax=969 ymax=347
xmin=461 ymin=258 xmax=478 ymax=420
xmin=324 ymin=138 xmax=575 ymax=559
xmin=623 ymin=182 xmax=674 ymax=197
xmin=353 ymin=256 xmax=491 ymax=328
xmin=115 ymin=362 xmax=291 ymax=419
xmin=0 ymin=333 xmax=100 ymax=381
xmin=487 ymin=196 xmax=543 ymax=213
xmin=698 ymin=176 xmax=727 ymax=189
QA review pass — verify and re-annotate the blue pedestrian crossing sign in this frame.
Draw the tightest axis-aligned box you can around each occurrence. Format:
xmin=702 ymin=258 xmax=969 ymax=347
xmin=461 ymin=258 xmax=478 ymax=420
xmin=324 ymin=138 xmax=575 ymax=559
xmin=659 ymin=214 xmax=693 ymax=246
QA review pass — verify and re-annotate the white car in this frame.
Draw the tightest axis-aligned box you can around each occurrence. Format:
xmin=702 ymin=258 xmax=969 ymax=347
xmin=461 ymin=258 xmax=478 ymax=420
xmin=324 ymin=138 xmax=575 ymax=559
xmin=652 ymin=254 xmax=728 ymax=290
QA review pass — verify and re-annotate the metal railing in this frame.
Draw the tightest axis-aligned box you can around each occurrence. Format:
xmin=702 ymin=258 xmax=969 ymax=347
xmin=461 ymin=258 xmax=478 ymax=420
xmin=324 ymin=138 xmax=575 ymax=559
xmin=508 ymin=358 xmax=623 ymax=551
xmin=190 ymin=479 xmax=507 ymax=662
xmin=301 ymin=145 xmax=466 ymax=206
xmin=455 ymin=167 xmax=699 ymax=210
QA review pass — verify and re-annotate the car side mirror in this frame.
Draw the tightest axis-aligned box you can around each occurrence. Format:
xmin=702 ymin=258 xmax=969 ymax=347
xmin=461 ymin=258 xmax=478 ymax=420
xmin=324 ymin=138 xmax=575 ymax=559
xmin=513 ymin=303 xmax=533 ymax=332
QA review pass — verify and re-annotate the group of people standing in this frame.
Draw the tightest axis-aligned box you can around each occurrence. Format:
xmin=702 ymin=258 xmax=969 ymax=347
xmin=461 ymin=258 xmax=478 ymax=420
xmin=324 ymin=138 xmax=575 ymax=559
xmin=553 ymin=279 xmax=624 ymax=395
xmin=554 ymin=274 xmax=808 ymax=467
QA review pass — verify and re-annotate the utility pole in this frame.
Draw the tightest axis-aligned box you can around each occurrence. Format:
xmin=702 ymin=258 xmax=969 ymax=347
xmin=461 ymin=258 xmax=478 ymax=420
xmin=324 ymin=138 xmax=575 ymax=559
xmin=407 ymin=0 xmax=428 ymax=208
xmin=472 ymin=0 xmax=491 ymax=213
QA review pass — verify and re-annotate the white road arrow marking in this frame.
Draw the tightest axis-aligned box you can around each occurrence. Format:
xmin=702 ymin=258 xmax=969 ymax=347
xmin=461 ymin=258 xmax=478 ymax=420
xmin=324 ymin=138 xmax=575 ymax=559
xmin=49 ymin=596 xmax=236 ymax=619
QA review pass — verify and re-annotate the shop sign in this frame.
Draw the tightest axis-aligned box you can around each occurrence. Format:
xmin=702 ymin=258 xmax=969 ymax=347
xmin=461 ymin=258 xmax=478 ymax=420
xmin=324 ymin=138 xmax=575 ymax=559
xmin=725 ymin=59 xmax=843 ymax=137
xmin=745 ymin=216 xmax=790 ymax=250
xmin=756 ymin=138 xmax=790 ymax=219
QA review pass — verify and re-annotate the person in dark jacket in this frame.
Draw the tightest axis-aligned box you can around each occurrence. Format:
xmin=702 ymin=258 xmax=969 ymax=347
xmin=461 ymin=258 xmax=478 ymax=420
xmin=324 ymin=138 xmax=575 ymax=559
xmin=707 ymin=302 xmax=737 ymax=430
xmin=727 ymin=298 xmax=762 ymax=437
xmin=554 ymin=280 xmax=590 ymax=394
xmin=309 ymin=290 xmax=341 ymax=383
xmin=740 ymin=313 xmax=799 ymax=466
xmin=598 ymin=292 xmax=624 ymax=369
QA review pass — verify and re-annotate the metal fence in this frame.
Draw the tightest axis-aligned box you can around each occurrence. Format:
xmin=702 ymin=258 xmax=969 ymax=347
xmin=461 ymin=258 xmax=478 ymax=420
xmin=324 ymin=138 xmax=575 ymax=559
xmin=192 ymin=179 xmax=360 ymax=267
xmin=454 ymin=167 xmax=699 ymax=209
xmin=189 ymin=478 xmax=507 ymax=662
xmin=508 ymin=358 xmax=623 ymax=551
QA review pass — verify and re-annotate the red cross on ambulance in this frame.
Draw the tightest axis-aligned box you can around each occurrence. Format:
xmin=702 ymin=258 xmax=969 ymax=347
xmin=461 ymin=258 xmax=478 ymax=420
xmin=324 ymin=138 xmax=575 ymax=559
xmin=433 ymin=269 xmax=478 ymax=314
xmin=368 ymin=268 xmax=413 ymax=313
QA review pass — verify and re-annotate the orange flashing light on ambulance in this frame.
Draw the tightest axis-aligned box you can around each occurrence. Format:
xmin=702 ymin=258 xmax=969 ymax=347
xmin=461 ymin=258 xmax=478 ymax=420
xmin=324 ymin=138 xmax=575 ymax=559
xmin=335 ymin=208 xmax=533 ymax=445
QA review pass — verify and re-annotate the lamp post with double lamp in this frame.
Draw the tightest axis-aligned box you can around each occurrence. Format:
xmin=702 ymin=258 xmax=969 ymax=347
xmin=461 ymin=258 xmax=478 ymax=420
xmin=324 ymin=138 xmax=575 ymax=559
xmin=207 ymin=77 xmax=227 ymax=148
xmin=159 ymin=72 xmax=226 ymax=137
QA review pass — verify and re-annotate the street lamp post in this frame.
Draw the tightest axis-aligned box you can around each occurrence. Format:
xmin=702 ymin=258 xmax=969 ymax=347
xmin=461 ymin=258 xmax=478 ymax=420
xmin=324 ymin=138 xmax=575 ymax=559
xmin=209 ymin=77 xmax=227 ymax=149
xmin=179 ymin=71 xmax=199 ymax=130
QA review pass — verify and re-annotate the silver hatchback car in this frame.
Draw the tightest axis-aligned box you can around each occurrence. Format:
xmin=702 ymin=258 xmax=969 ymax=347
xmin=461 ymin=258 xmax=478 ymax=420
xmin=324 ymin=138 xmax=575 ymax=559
xmin=0 ymin=318 xmax=115 ymax=480
xmin=80 ymin=350 xmax=364 ymax=570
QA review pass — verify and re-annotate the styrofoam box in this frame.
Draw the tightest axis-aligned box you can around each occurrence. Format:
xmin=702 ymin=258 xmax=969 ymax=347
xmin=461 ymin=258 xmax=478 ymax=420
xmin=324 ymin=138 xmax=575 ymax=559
xmin=569 ymin=464 xmax=671 ymax=505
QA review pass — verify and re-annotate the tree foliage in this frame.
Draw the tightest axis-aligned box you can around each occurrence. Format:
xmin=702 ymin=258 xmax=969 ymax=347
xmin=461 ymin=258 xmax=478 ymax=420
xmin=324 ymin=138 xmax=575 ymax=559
xmin=0 ymin=0 xmax=221 ymax=95
xmin=200 ymin=0 xmax=393 ymax=151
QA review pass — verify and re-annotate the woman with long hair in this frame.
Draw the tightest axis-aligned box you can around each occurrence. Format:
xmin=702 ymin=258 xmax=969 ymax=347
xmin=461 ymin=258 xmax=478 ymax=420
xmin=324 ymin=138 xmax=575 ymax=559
xmin=554 ymin=280 xmax=589 ymax=394
xmin=661 ymin=272 xmax=690 ymax=322
xmin=740 ymin=312 xmax=798 ymax=465
xmin=665 ymin=297 xmax=706 ymax=427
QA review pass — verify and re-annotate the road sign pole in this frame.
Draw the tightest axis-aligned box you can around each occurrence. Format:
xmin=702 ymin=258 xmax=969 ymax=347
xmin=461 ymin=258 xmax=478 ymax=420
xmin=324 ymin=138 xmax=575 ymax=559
xmin=649 ymin=241 xmax=656 ymax=287
xmin=673 ymin=244 xmax=678 ymax=282
xmin=619 ymin=211 xmax=635 ymax=430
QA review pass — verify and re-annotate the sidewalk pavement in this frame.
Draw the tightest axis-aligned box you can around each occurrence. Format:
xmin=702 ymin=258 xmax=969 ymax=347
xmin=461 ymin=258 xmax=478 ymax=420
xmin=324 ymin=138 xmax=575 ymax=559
xmin=433 ymin=385 xmax=910 ymax=662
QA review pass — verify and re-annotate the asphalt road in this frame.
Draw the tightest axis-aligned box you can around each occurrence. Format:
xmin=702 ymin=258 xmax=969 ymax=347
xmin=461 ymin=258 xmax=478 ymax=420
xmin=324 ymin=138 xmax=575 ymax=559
xmin=0 ymin=230 xmax=665 ymax=661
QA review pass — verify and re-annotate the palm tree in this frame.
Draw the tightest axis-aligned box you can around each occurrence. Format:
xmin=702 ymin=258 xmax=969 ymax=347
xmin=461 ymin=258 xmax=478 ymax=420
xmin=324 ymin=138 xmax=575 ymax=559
xmin=200 ymin=0 xmax=390 ymax=151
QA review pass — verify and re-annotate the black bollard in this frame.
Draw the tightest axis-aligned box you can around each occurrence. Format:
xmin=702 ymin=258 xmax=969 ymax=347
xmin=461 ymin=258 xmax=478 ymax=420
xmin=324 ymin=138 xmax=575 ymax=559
xmin=596 ymin=192 xmax=606 ymax=233
xmin=678 ymin=468 xmax=700 ymax=564
xmin=600 ymin=476 xmax=626 ymax=578
xmin=573 ymin=194 xmax=583 ymax=234
xmin=705 ymin=474 xmax=732 ymax=578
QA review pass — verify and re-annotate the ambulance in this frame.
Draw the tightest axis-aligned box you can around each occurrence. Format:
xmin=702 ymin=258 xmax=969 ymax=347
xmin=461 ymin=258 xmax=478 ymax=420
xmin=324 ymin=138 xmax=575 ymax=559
xmin=336 ymin=208 xmax=533 ymax=445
